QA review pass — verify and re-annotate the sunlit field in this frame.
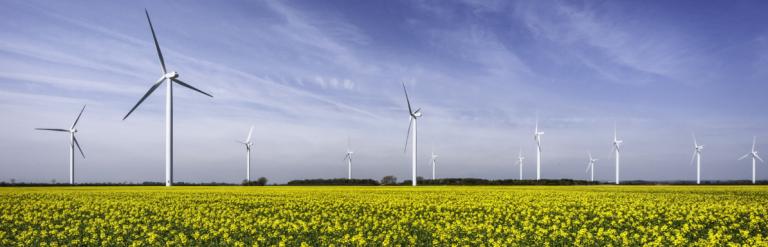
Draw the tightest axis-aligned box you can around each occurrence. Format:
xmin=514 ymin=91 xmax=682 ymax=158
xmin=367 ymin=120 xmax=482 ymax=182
xmin=1 ymin=186 xmax=768 ymax=246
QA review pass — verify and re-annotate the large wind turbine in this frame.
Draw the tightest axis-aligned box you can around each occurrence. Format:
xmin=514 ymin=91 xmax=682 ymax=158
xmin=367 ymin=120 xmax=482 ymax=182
xmin=238 ymin=126 xmax=254 ymax=182
xmin=533 ymin=117 xmax=544 ymax=180
xmin=123 ymin=9 xmax=213 ymax=187
xmin=35 ymin=105 xmax=86 ymax=184
xmin=690 ymin=133 xmax=704 ymax=184
xmin=586 ymin=152 xmax=597 ymax=182
xmin=516 ymin=148 xmax=524 ymax=180
xmin=612 ymin=125 xmax=623 ymax=185
xmin=344 ymin=137 xmax=354 ymax=179
xmin=738 ymin=136 xmax=764 ymax=184
xmin=430 ymin=150 xmax=438 ymax=180
xmin=402 ymin=82 xmax=422 ymax=186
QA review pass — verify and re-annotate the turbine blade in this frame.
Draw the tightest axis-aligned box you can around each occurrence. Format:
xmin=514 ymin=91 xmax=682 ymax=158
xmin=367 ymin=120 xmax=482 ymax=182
xmin=172 ymin=78 xmax=213 ymax=97
xmin=402 ymin=82 xmax=413 ymax=114
xmin=73 ymin=136 xmax=85 ymax=158
xmin=246 ymin=126 xmax=254 ymax=143
xmin=71 ymin=105 xmax=86 ymax=129
xmin=145 ymin=9 xmax=167 ymax=74
xmin=738 ymin=154 xmax=750 ymax=160
xmin=123 ymin=77 xmax=165 ymax=120
xmin=536 ymin=140 xmax=542 ymax=152
xmin=690 ymin=151 xmax=697 ymax=166
xmin=756 ymin=154 xmax=765 ymax=163
xmin=753 ymin=136 xmax=757 ymax=152
xmin=692 ymin=132 xmax=698 ymax=147
xmin=35 ymin=128 xmax=69 ymax=132
xmin=404 ymin=118 xmax=412 ymax=153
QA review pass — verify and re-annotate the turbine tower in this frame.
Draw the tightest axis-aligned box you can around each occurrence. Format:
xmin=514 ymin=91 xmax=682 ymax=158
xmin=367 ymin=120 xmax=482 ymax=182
xmin=738 ymin=136 xmax=764 ymax=184
xmin=586 ymin=152 xmax=597 ymax=182
xmin=344 ymin=137 xmax=354 ymax=179
xmin=430 ymin=150 xmax=438 ymax=180
xmin=516 ymin=148 xmax=524 ymax=180
xmin=402 ymin=82 xmax=422 ymax=186
xmin=35 ymin=105 xmax=86 ymax=184
xmin=123 ymin=9 xmax=213 ymax=187
xmin=533 ymin=117 xmax=544 ymax=180
xmin=612 ymin=124 xmax=623 ymax=185
xmin=238 ymin=126 xmax=254 ymax=182
xmin=691 ymin=133 xmax=704 ymax=185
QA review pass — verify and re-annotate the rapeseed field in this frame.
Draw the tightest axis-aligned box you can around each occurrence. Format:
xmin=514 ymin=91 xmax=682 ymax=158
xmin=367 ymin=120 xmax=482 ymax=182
xmin=1 ymin=186 xmax=767 ymax=246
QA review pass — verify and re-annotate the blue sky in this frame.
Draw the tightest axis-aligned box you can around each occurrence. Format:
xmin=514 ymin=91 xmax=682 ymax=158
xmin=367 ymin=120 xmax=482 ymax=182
xmin=1 ymin=0 xmax=767 ymax=184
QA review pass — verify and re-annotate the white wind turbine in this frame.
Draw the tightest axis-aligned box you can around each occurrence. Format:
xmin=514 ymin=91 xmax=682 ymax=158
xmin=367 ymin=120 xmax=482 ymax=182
xmin=344 ymin=137 xmax=354 ymax=179
xmin=612 ymin=124 xmax=623 ymax=185
xmin=123 ymin=9 xmax=213 ymax=187
xmin=402 ymin=82 xmax=422 ymax=186
xmin=35 ymin=105 xmax=86 ymax=184
xmin=516 ymin=148 xmax=524 ymax=180
xmin=238 ymin=126 xmax=254 ymax=182
xmin=430 ymin=150 xmax=438 ymax=180
xmin=690 ymin=133 xmax=704 ymax=184
xmin=738 ymin=136 xmax=764 ymax=184
xmin=533 ymin=117 xmax=544 ymax=180
xmin=586 ymin=152 xmax=598 ymax=182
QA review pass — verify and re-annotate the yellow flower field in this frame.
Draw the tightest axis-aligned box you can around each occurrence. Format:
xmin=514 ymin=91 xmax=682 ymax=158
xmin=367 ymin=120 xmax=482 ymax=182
xmin=1 ymin=186 xmax=767 ymax=246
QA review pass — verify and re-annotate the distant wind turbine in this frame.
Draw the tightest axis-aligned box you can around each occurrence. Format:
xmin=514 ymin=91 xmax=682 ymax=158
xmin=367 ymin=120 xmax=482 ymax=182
xmin=690 ymin=133 xmax=704 ymax=184
xmin=586 ymin=152 xmax=598 ymax=182
xmin=430 ymin=150 xmax=438 ymax=180
xmin=402 ymin=82 xmax=422 ymax=186
xmin=238 ymin=126 xmax=254 ymax=182
xmin=122 ymin=9 xmax=213 ymax=187
xmin=35 ymin=105 xmax=86 ymax=184
xmin=344 ymin=137 xmax=354 ymax=179
xmin=612 ymin=124 xmax=623 ymax=185
xmin=738 ymin=136 xmax=764 ymax=184
xmin=533 ymin=116 xmax=544 ymax=180
xmin=516 ymin=148 xmax=524 ymax=180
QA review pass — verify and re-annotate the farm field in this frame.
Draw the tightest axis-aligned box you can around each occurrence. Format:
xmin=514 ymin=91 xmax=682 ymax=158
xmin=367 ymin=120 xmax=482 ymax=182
xmin=1 ymin=186 xmax=768 ymax=246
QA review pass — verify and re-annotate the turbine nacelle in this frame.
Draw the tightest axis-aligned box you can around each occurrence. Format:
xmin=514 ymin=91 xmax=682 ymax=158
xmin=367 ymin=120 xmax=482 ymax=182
xmin=164 ymin=71 xmax=179 ymax=79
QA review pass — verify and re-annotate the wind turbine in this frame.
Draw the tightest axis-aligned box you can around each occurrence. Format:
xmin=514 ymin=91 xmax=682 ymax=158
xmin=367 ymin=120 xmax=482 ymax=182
xmin=690 ymin=133 xmax=704 ymax=184
xmin=344 ymin=137 xmax=354 ymax=179
xmin=122 ymin=9 xmax=213 ymax=187
xmin=238 ymin=126 xmax=254 ymax=182
xmin=586 ymin=152 xmax=597 ymax=182
xmin=738 ymin=136 xmax=764 ymax=184
xmin=402 ymin=82 xmax=422 ymax=186
xmin=35 ymin=105 xmax=86 ymax=184
xmin=516 ymin=148 xmax=524 ymax=180
xmin=533 ymin=116 xmax=544 ymax=180
xmin=430 ymin=150 xmax=438 ymax=180
xmin=612 ymin=124 xmax=623 ymax=185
